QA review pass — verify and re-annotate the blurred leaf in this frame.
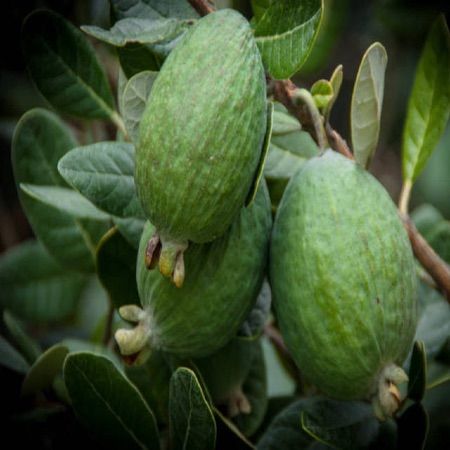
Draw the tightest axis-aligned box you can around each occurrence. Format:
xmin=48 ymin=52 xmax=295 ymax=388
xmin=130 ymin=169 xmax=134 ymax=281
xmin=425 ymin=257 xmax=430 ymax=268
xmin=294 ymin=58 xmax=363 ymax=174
xmin=3 ymin=310 xmax=41 ymax=364
xmin=12 ymin=109 xmax=109 ymax=272
xmin=21 ymin=344 xmax=68 ymax=397
xmin=82 ymin=18 xmax=183 ymax=47
xmin=118 ymin=43 xmax=162 ymax=78
xmin=253 ymin=0 xmax=323 ymax=79
xmin=0 ymin=241 xmax=86 ymax=323
xmin=22 ymin=10 xmax=115 ymax=120
xmin=64 ymin=352 xmax=159 ymax=449
xmin=411 ymin=204 xmax=444 ymax=238
xmin=126 ymin=350 xmax=171 ymax=425
xmin=239 ymin=280 xmax=271 ymax=339
xmin=96 ymin=228 xmax=139 ymax=309
xmin=62 ymin=338 xmax=122 ymax=368
xmin=427 ymin=221 xmax=450 ymax=263
xmin=110 ymin=0 xmax=198 ymax=21
xmin=113 ymin=216 xmax=146 ymax=249
xmin=0 ymin=336 xmax=29 ymax=374
xmin=415 ymin=299 xmax=450 ymax=359
xmin=311 ymin=79 xmax=333 ymax=110
xmin=396 ymin=403 xmax=429 ymax=450
xmin=324 ymin=64 xmax=343 ymax=121
xmin=123 ymin=71 xmax=158 ymax=142
xmin=300 ymin=398 xmax=379 ymax=449
xmin=251 ymin=0 xmax=272 ymax=22
xmin=351 ymin=42 xmax=387 ymax=169
xmin=234 ymin=342 xmax=268 ymax=437
xmin=271 ymin=110 xmax=301 ymax=136
xmin=169 ymin=367 xmax=216 ymax=450
xmin=58 ymin=142 xmax=144 ymax=218
xmin=408 ymin=341 xmax=427 ymax=402
xmin=257 ymin=399 xmax=316 ymax=449
xmin=402 ymin=15 xmax=450 ymax=183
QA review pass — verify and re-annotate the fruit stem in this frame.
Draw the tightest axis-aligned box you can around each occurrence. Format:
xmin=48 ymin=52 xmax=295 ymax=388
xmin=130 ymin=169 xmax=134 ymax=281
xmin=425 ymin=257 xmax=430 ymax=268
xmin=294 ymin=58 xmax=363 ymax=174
xmin=398 ymin=179 xmax=413 ymax=215
xmin=110 ymin=111 xmax=130 ymax=141
xmin=291 ymin=88 xmax=328 ymax=150
xmin=188 ymin=0 xmax=215 ymax=16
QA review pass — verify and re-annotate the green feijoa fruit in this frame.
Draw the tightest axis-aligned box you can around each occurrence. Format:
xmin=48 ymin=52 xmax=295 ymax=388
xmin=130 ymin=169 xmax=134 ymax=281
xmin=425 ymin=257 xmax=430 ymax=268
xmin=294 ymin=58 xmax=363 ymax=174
xmin=116 ymin=184 xmax=272 ymax=360
xmin=195 ymin=337 xmax=256 ymax=417
xmin=136 ymin=9 xmax=267 ymax=287
xmin=270 ymin=150 xmax=417 ymax=420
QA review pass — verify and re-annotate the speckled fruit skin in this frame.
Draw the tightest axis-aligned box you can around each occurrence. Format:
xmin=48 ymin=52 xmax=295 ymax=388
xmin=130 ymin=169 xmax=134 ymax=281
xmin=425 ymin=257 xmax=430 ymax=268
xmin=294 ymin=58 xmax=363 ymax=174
xmin=270 ymin=150 xmax=417 ymax=400
xmin=137 ymin=184 xmax=272 ymax=358
xmin=136 ymin=9 xmax=267 ymax=244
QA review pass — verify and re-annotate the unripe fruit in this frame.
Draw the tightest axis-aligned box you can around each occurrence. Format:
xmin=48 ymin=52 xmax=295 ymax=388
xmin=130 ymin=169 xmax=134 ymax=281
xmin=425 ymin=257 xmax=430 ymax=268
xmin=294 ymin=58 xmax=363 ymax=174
xmin=270 ymin=150 xmax=417 ymax=419
xmin=116 ymin=184 xmax=272 ymax=360
xmin=136 ymin=9 xmax=267 ymax=286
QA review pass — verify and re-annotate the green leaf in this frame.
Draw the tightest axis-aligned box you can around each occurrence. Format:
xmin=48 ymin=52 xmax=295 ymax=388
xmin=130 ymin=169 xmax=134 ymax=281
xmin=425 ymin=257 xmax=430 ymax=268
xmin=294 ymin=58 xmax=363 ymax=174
xmin=126 ymin=350 xmax=171 ymax=425
xmin=82 ymin=18 xmax=183 ymax=47
xmin=264 ymin=143 xmax=309 ymax=180
xmin=324 ymin=64 xmax=343 ymax=121
xmin=22 ymin=10 xmax=115 ymax=120
xmin=123 ymin=71 xmax=158 ymax=142
xmin=62 ymin=338 xmax=122 ymax=368
xmin=64 ymin=352 xmax=160 ymax=450
xmin=169 ymin=367 xmax=216 ymax=450
xmin=0 ymin=335 xmax=30 ymax=374
xmin=21 ymin=344 xmax=69 ymax=397
xmin=257 ymin=399 xmax=315 ymax=449
xmin=408 ymin=341 xmax=427 ymax=402
xmin=416 ymin=298 xmax=450 ymax=358
xmin=96 ymin=228 xmax=139 ymax=309
xmin=271 ymin=110 xmax=301 ymax=136
xmin=0 ymin=240 xmax=86 ymax=323
xmin=214 ymin=407 xmax=255 ymax=449
xmin=351 ymin=42 xmax=388 ymax=169
xmin=402 ymin=15 xmax=450 ymax=183
xmin=396 ymin=403 xmax=429 ymax=450
xmin=239 ymin=280 xmax=271 ymax=338
xmin=110 ymin=0 xmax=198 ymax=21
xmin=251 ymin=0 xmax=272 ymax=22
xmin=12 ymin=108 xmax=109 ymax=272
xmin=311 ymin=79 xmax=333 ymax=110
xmin=118 ymin=43 xmax=163 ymax=78
xmin=114 ymin=216 xmax=146 ymax=249
xmin=234 ymin=342 xmax=268 ymax=437
xmin=20 ymin=184 xmax=111 ymax=221
xmin=3 ymin=310 xmax=41 ymax=364
xmin=253 ymin=0 xmax=323 ymax=79
xmin=58 ymin=142 xmax=144 ymax=218
xmin=300 ymin=398 xmax=379 ymax=449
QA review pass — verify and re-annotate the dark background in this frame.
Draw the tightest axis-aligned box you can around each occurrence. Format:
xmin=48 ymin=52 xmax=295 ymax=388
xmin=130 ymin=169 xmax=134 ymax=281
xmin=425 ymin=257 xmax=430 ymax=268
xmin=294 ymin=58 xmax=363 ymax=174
xmin=1 ymin=0 xmax=449 ymax=254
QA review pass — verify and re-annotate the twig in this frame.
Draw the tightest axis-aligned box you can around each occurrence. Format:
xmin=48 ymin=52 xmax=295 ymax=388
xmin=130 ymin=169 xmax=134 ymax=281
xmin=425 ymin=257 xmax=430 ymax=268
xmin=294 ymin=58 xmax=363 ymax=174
xmin=188 ymin=0 xmax=215 ymax=16
xmin=398 ymin=179 xmax=413 ymax=215
xmin=402 ymin=216 xmax=450 ymax=302
xmin=325 ymin=122 xmax=354 ymax=159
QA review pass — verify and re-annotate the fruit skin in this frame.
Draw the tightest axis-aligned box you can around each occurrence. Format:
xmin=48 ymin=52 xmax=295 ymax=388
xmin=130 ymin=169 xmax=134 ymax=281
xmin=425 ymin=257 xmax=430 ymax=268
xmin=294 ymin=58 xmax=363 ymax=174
xmin=136 ymin=9 xmax=267 ymax=246
xmin=124 ymin=183 xmax=271 ymax=359
xmin=270 ymin=150 xmax=417 ymax=414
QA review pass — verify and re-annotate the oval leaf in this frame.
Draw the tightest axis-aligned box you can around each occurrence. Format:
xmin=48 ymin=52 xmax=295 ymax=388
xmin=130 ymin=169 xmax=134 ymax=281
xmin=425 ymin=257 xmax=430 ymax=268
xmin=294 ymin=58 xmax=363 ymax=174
xmin=324 ymin=64 xmax=343 ymax=121
xmin=3 ymin=310 xmax=41 ymax=364
xmin=123 ymin=71 xmax=158 ymax=142
xmin=96 ymin=228 xmax=139 ymax=309
xmin=408 ymin=341 xmax=427 ymax=402
xmin=300 ymin=398 xmax=379 ymax=449
xmin=254 ymin=0 xmax=323 ymax=80
xmin=58 ymin=142 xmax=144 ymax=218
xmin=64 ymin=352 xmax=160 ymax=450
xmin=82 ymin=18 xmax=182 ymax=47
xmin=22 ymin=10 xmax=115 ymax=119
xmin=396 ymin=403 xmax=429 ymax=450
xmin=402 ymin=15 xmax=450 ymax=183
xmin=21 ymin=344 xmax=69 ymax=397
xmin=0 ymin=336 xmax=30 ymax=374
xmin=351 ymin=42 xmax=387 ymax=169
xmin=12 ymin=108 xmax=109 ymax=272
xmin=0 ymin=240 xmax=86 ymax=323
xmin=20 ymin=184 xmax=111 ymax=221
xmin=169 ymin=367 xmax=216 ymax=450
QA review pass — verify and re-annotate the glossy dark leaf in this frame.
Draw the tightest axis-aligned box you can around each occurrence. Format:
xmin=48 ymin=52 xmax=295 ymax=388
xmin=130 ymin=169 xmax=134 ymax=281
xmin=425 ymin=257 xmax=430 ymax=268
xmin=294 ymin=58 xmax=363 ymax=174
xmin=408 ymin=341 xmax=427 ymax=402
xmin=396 ymin=403 xmax=429 ymax=450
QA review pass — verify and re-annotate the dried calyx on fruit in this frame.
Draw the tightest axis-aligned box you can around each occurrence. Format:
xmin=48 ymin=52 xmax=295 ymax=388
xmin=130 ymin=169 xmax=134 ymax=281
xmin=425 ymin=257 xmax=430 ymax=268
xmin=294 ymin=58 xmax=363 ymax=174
xmin=136 ymin=9 xmax=269 ymax=287
xmin=270 ymin=150 xmax=418 ymax=420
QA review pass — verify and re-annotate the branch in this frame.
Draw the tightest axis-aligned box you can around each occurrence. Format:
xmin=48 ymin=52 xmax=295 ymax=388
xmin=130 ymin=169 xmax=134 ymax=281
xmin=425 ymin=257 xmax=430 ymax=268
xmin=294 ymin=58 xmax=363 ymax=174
xmin=188 ymin=0 xmax=215 ymax=16
xmin=402 ymin=216 xmax=450 ymax=302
